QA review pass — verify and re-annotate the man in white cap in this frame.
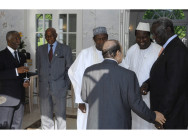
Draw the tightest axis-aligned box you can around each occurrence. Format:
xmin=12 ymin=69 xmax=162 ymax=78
xmin=68 ymin=27 xmax=108 ymax=129
xmin=124 ymin=22 xmax=162 ymax=129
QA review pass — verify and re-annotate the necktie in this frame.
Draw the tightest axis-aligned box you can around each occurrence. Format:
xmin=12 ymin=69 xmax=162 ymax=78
xmin=14 ymin=51 xmax=19 ymax=63
xmin=49 ymin=45 xmax=53 ymax=62
xmin=158 ymin=47 xmax=164 ymax=56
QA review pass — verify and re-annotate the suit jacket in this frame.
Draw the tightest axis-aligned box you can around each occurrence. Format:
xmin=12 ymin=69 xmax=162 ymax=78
xmin=0 ymin=48 xmax=26 ymax=106
xmin=36 ymin=41 xmax=72 ymax=97
xmin=149 ymin=36 xmax=188 ymax=129
xmin=81 ymin=59 xmax=155 ymax=129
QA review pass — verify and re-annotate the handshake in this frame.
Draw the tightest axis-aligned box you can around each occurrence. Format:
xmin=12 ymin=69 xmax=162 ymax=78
xmin=141 ymin=82 xmax=166 ymax=129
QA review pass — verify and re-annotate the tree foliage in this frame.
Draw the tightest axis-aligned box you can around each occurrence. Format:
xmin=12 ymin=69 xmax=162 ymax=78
xmin=143 ymin=10 xmax=186 ymax=39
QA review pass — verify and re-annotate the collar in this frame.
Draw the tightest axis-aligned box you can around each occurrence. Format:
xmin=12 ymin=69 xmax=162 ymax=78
xmin=104 ymin=58 xmax=118 ymax=63
xmin=48 ymin=41 xmax=57 ymax=47
xmin=7 ymin=46 xmax=18 ymax=54
xmin=163 ymin=34 xmax=177 ymax=49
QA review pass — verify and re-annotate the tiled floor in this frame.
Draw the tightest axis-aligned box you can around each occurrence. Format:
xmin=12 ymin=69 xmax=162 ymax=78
xmin=22 ymin=90 xmax=77 ymax=130
xmin=22 ymin=104 xmax=77 ymax=130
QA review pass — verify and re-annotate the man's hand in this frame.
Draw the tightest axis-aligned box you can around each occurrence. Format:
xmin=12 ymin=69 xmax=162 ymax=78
xmin=17 ymin=66 xmax=29 ymax=74
xmin=78 ymin=103 xmax=86 ymax=113
xmin=154 ymin=111 xmax=166 ymax=126
xmin=23 ymin=80 xmax=30 ymax=88
xmin=140 ymin=82 xmax=149 ymax=95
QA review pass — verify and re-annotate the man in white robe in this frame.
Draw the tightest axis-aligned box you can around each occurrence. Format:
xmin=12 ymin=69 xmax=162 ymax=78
xmin=68 ymin=27 xmax=108 ymax=129
xmin=124 ymin=22 xmax=162 ymax=129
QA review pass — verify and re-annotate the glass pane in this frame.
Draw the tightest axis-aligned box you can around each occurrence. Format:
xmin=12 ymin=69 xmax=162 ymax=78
xmin=36 ymin=14 xmax=43 ymax=32
xmin=157 ymin=10 xmax=164 ymax=17
xmin=58 ymin=33 xmax=67 ymax=44
xmin=143 ymin=10 xmax=185 ymax=20
xmin=69 ymin=14 xmax=77 ymax=32
xmin=143 ymin=10 xmax=155 ymax=19
xmin=59 ymin=14 xmax=67 ymax=32
xmin=173 ymin=10 xmax=185 ymax=19
xmin=36 ymin=33 xmax=44 ymax=47
xmin=45 ymin=14 xmax=52 ymax=30
xmin=174 ymin=26 xmax=186 ymax=39
xmin=69 ymin=34 xmax=76 ymax=52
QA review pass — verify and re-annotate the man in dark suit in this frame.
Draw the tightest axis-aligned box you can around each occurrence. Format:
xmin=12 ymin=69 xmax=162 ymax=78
xmin=81 ymin=40 xmax=166 ymax=129
xmin=0 ymin=31 xmax=29 ymax=129
xmin=36 ymin=28 xmax=72 ymax=129
xmin=142 ymin=17 xmax=188 ymax=129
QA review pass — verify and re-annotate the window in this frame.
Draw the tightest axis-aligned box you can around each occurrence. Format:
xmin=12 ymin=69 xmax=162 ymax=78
xmin=142 ymin=10 xmax=187 ymax=44
xmin=27 ymin=10 xmax=82 ymax=72
xmin=35 ymin=13 xmax=77 ymax=61
xmin=36 ymin=14 xmax=52 ymax=47
xmin=143 ymin=10 xmax=185 ymax=20
xmin=59 ymin=14 xmax=77 ymax=61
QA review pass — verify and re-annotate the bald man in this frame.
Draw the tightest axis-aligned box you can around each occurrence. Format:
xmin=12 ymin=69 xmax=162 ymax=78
xmin=81 ymin=40 xmax=166 ymax=129
xmin=36 ymin=28 xmax=72 ymax=129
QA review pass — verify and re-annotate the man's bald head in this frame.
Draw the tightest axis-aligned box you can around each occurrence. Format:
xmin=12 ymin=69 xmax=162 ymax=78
xmin=102 ymin=40 xmax=123 ymax=64
xmin=102 ymin=40 xmax=122 ymax=58
xmin=45 ymin=27 xmax=57 ymax=45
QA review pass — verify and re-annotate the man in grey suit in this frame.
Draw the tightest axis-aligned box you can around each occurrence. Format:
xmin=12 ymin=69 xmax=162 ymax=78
xmin=36 ymin=28 xmax=72 ymax=129
xmin=81 ymin=40 xmax=166 ymax=129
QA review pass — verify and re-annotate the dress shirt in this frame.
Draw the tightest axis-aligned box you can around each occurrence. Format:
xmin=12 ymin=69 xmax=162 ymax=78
xmin=163 ymin=34 xmax=177 ymax=49
xmin=48 ymin=41 xmax=57 ymax=54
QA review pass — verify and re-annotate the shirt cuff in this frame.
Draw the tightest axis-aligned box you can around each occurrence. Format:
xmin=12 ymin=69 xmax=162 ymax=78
xmin=15 ymin=68 xmax=19 ymax=76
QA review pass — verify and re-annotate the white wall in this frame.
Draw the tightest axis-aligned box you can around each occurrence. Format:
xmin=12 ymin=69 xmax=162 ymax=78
xmin=0 ymin=9 xmax=129 ymax=71
xmin=0 ymin=10 xmax=25 ymax=51
xmin=82 ymin=10 xmax=120 ymax=50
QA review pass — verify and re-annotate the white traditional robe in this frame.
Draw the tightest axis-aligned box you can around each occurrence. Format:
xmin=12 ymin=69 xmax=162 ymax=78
xmin=68 ymin=45 xmax=104 ymax=129
xmin=124 ymin=42 xmax=161 ymax=129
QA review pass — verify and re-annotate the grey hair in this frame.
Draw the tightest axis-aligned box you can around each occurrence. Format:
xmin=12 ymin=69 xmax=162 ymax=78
xmin=6 ymin=31 xmax=19 ymax=42
xmin=102 ymin=39 xmax=121 ymax=58
xmin=152 ymin=17 xmax=174 ymax=33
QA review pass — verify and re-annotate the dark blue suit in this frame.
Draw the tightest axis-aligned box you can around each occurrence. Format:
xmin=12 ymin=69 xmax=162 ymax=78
xmin=0 ymin=48 xmax=26 ymax=129
xmin=149 ymin=36 xmax=188 ymax=129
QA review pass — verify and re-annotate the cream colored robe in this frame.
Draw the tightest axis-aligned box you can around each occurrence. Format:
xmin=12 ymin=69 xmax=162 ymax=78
xmin=124 ymin=42 xmax=161 ymax=129
xmin=68 ymin=45 xmax=103 ymax=129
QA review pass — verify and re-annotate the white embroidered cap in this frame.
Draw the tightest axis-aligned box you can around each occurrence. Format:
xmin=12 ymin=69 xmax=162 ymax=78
xmin=93 ymin=27 xmax=107 ymax=36
xmin=136 ymin=22 xmax=150 ymax=32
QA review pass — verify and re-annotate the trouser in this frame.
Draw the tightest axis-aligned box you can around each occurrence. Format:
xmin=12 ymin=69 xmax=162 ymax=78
xmin=0 ymin=102 xmax=24 ymax=129
xmin=39 ymin=90 xmax=67 ymax=130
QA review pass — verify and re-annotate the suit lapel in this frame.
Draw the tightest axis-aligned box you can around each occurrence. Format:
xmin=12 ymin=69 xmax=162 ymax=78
xmin=5 ymin=48 xmax=20 ymax=67
xmin=162 ymin=36 xmax=178 ymax=55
